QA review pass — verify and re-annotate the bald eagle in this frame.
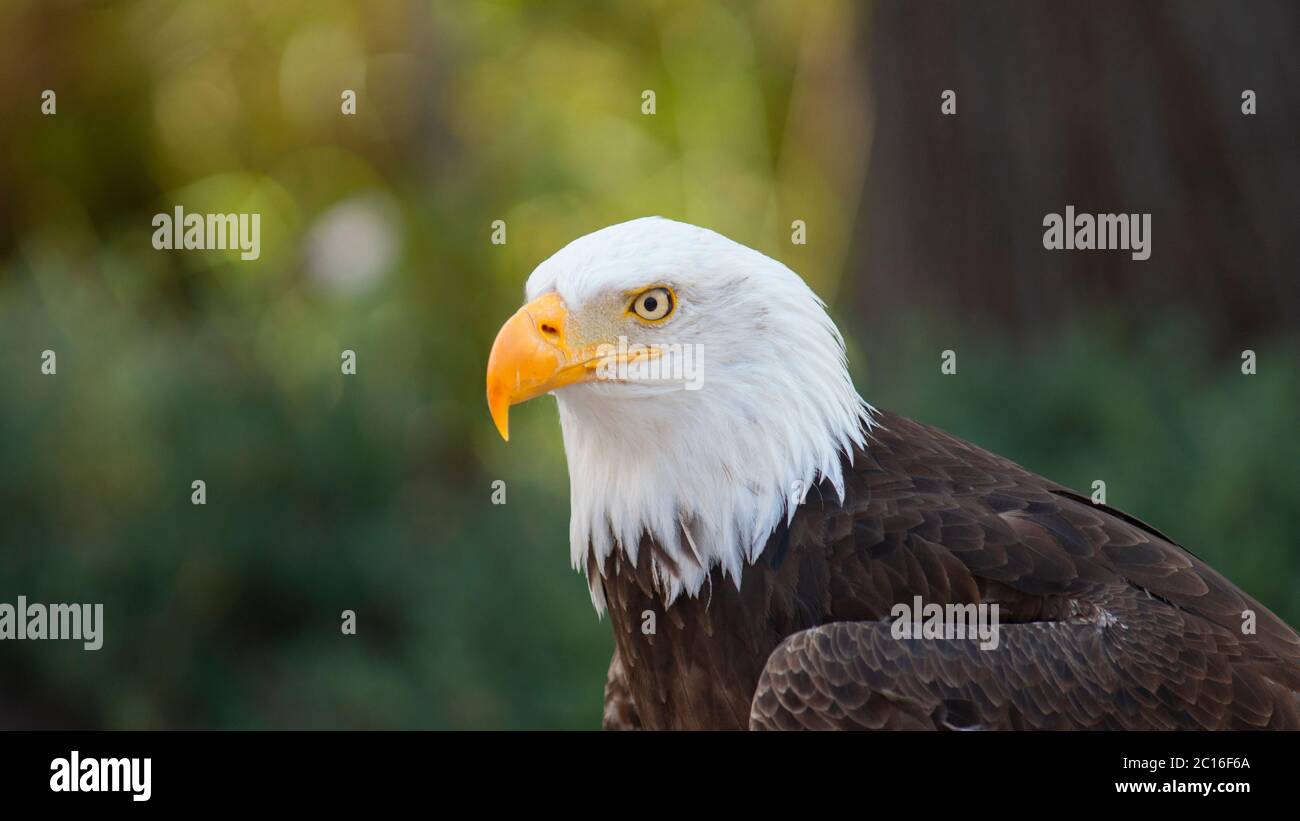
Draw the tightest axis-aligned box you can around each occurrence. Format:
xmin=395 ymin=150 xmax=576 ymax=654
xmin=485 ymin=217 xmax=1300 ymax=730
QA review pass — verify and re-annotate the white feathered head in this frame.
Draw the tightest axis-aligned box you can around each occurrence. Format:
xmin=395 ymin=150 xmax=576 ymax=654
xmin=487 ymin=217 xmax=872 ymax=609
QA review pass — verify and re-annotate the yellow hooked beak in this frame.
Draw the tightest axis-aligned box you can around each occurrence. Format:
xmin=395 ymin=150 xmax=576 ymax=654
xmin=485 ymin=292 xmax=602 ymax=441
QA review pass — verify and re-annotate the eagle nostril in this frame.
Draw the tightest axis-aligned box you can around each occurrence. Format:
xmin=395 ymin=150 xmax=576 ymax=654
xmin=540 ymin=323 xmax=559 ymax=337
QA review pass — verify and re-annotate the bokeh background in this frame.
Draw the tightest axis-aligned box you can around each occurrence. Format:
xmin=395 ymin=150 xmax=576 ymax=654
xmin=0 ymin=0 xmax=1295 ymax=728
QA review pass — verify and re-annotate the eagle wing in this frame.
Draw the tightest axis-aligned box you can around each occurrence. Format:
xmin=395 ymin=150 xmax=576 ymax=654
xmin=749 ymin=412 xmax=1300 ymax=730
xmin=751 ymin=584 xmax=1299 ymax=729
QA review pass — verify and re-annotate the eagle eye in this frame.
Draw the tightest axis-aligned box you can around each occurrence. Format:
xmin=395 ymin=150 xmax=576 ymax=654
xmin=630 ymin=287 xmax=674 ymax=322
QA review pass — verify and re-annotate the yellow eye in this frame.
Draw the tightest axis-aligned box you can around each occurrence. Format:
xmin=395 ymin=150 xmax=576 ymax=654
xmin=630 ymin=287 xmax=674 ymax=322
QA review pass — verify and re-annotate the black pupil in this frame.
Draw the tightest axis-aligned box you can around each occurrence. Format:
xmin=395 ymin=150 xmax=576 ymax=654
xmin=643 ymin=296 xmax=658 ymax=313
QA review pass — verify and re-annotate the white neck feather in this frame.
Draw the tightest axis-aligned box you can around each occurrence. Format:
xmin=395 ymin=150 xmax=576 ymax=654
xmin=549 ymin=243 xmax=874 ymax=613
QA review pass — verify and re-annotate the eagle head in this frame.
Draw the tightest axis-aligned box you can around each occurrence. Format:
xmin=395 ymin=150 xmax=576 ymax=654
xmin=486 ymin=217 xmax=872 ymax=609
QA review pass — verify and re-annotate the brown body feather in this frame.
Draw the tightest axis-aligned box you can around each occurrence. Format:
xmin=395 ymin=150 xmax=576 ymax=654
xmin=595 ymin=411 xmax=1300 ymax=730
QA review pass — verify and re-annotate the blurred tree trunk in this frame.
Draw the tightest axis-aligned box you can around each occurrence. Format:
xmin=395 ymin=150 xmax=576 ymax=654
xmin=850 ymin=0 xmax=1300 ymax=348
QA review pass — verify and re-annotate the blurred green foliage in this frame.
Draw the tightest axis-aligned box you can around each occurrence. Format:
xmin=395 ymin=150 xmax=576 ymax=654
xmin=0 ymin=1 xmax=1294 ymax=728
